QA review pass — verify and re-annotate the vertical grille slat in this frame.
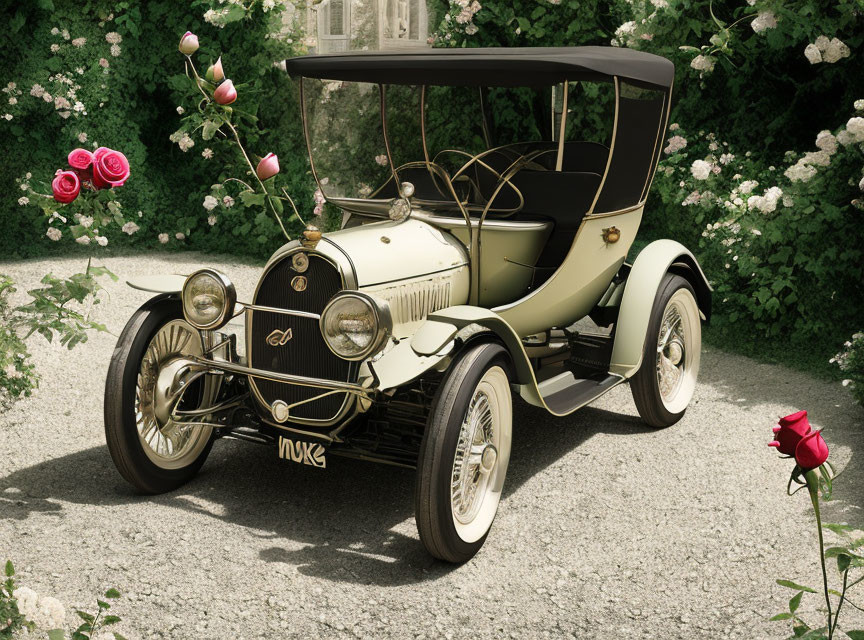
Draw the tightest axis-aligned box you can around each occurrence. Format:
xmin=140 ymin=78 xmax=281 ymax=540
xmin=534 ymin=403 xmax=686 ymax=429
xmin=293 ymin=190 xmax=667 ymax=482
xmin=249 ymin=254 xmax=354 ymax=422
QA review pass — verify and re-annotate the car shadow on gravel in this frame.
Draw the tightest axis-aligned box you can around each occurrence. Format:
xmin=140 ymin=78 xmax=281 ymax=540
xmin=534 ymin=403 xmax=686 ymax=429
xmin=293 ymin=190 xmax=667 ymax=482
xmin=0 ymin=400 xmax=650 ymax=586
xmin=698 ymin=350 xmax=864 ymax=529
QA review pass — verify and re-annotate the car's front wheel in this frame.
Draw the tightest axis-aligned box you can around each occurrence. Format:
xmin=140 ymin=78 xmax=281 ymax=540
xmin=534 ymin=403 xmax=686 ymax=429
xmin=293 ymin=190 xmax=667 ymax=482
xmin=104 ymin=296 xmax=216 ymax=494
xmin=415 ymin=343 xmax=512 ymax=563
xmin=630 ymin=273 xmax=702 ymax=428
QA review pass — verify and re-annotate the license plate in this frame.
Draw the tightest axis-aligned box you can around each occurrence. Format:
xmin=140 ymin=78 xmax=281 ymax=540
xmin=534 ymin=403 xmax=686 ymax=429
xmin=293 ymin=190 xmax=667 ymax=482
xmin=277 ymin=436 xmax=327 ymax=468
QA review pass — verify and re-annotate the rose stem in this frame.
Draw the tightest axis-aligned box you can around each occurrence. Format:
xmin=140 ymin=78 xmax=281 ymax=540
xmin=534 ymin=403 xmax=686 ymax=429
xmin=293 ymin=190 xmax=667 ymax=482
xmin=223 ymin=118 xmax=291 ymax=240
xmin=831 ymin=569 xmax=849 ymax=635
xmin=184 ymin=56 xmax=212 ymax=105
xmin=805 ymin=468 xmax=834 ymax=637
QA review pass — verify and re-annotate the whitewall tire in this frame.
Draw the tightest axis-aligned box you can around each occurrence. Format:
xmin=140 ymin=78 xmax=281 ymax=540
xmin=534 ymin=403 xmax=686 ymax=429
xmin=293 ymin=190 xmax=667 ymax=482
xmin=630 ymin=274 xmax=701 ymax=428
xmin=415 ymin=343 xmax=512 ymax=563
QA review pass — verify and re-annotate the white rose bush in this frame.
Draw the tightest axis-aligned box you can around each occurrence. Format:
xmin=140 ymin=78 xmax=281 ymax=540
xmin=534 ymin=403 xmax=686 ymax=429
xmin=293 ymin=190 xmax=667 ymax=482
xmin=1 ymin=561 xmax=126 ymax=639
xmin=651 ymin=101 xmax=864 ymax=368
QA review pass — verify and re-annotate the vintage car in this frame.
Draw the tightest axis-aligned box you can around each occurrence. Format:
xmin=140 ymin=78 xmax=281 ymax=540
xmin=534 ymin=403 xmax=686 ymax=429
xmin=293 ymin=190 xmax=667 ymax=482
xmin=104 ymin=46 xmax=710 ymax=563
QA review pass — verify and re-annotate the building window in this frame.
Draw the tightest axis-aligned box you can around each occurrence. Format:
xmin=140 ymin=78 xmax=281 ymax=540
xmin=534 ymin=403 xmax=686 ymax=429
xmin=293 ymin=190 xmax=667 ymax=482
xmin=381 ymin=0 xmax=427 ymax=47
xmin=318 ymin=0 xmax=351 ymax=52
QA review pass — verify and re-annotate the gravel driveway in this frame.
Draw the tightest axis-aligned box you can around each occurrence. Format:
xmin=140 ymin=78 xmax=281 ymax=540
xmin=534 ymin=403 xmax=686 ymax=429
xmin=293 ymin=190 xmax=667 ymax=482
xmin=2 ymin=253 xmax=863 ymax=639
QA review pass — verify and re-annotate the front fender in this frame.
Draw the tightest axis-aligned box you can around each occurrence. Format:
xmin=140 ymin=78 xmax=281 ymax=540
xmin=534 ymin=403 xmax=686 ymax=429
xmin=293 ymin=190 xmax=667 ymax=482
xmin=371 ymin=305 xmax=536 ymax=394
xmin=126 ymin=274 xmax=187 ymax=294
xmin=413 ymin=306 xmax=534 ymax=385
xmin=610 ymin=239 xmax=712 ymax=378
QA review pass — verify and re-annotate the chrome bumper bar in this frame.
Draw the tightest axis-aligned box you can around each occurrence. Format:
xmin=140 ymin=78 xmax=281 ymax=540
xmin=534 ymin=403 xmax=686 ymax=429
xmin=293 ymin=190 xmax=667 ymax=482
xmin=187 ymin=355 xmax=372 ymax=396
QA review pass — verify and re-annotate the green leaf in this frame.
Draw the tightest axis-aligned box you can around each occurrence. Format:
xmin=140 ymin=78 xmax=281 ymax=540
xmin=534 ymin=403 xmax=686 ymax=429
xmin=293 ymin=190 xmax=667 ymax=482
xmin=770 ymin=612 xmax=794 ymax=621
xmin=9 ymin=10 xmax=26 ymax=32
xmin=777 ymin=580 xmax=817 ymax=593
xmin=103 ymin=615 xmax=121 ymax=625
xmin=845 ymin=632 xmax=864 ymax=640
xmin=239 ymin=191 xmax=266 ymax=207
xmin=838 ymin=554 xmax=851 ymax=573
xmin=97 ymin=599 xmax=111 ymax=609
xmin=823 ymin=524 xmax=855 ymax=535
xmin=105 ymin=588 xmax=121 ymax=599
xmin=4 ymin=560 xmax=13 ymax=577
xmin=221 ymin=3 xmax=246 ymax=23
xmin=201 ymin=119 xmax=222 ymax=141
xmin=113 ymin=633 xmax=130 ymax=640
xmin=789 ymin=591 xmax=803 ymax=613
xmin=77 ymin=610 xmax=95 ymax=623
xmin=87 ymin=266 xmax=118 ymax=282
xmin=824 ymin=547 xmax=863 ymax=560
xmin=47 ymin=630 xmax=65 ymax=640
xmin=268 ymin=195 xmax=284 ymax=215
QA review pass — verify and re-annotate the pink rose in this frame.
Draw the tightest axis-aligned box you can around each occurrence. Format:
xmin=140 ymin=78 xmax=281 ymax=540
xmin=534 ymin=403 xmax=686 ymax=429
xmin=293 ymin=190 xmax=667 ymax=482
xmin=256 ymin=153 xmax=279 ymax=180
xmin=91 ymin=147 xmax=130 ymax=189
xmin=68 ymin=148 xmax=94 ymax=170
xmin=52 ymin=170 xmax=80 ymax=203
xmin=179 ymin=31 xmax=199 ymax=55
xmin=213 ymin=79 xmax=237 ymax=105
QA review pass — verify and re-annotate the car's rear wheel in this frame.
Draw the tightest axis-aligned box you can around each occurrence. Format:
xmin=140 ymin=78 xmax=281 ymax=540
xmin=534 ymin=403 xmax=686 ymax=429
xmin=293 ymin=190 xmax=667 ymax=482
xmin=415 ymin=343 xmax=512 ymax=563
xmin=104 ymin=296 xmax=216 ymax=494
xmin=630 ymin=274 xmax=701 ymax=428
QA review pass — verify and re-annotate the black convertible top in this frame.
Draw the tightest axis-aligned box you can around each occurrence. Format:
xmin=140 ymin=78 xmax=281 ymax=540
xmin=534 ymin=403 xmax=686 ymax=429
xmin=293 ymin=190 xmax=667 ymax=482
xmin=285 ymin=46 xmax=674 ymax=90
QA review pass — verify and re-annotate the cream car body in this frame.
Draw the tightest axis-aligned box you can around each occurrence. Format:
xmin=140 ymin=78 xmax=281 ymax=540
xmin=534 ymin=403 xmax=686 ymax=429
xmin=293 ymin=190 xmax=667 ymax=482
xmin=109 ymin=46 xmax=711 ymax=563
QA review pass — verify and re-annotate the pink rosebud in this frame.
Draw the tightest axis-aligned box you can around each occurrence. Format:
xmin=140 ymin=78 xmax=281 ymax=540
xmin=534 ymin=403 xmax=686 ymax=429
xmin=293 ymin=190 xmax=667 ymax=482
xmin=68 ymin=148 xmax=94 ymax=171
xmin=768 ymin=410 xmax=811 ymax=456
xmin=794 ymin=430 xmax=829 ymax=470
xmin=52 ymin=170 xmax=80 ymax=204
xmin=179 ymin=31 xmax=199 ymax=55
xmin=207 ymin=57 xmax=225 ymax=83
xmin=256 ymin=153 xmax=279 ymax=180
xmin=213 ymin=79 xmax=237 ymax=105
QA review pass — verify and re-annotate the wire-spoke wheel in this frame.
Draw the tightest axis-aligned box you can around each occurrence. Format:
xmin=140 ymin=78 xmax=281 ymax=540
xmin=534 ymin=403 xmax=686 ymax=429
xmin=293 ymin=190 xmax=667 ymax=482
xmin=105 ymin=296 xmax=216 ymax=494
xmin=416 ymin=343 xmax=512 ymax=563
xmin=136 ymin=319 xmax=214 ymax=469
xmin=631 ymin=274 xmax=701 ymax=428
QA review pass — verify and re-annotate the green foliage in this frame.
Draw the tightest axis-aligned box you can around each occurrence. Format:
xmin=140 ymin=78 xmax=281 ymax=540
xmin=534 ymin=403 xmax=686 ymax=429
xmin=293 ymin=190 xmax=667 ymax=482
xmin=0 ymin=262 xmax=114 ymax=405
xmin=0 ymin=0 xmax=313 ymax=261
xmin=648 ymin=117 xmax=864 ymax=360
xmin=15 ymin=261 xmax=117 ymax=349
xmin=71 ymin=587 xmax=124 ymax=640
xmin=832 ymin=333 xmax=864 ymax=406
xmin=0 ymin=561 xmax=29 ymax=638
xmin=0 ymin=276 xmax=37 ymax=407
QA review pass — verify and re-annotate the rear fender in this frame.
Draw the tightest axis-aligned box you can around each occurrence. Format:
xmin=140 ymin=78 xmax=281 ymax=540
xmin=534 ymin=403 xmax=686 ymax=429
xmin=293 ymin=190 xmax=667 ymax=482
xmin=610 ymin=240 xmax=712 ymax=378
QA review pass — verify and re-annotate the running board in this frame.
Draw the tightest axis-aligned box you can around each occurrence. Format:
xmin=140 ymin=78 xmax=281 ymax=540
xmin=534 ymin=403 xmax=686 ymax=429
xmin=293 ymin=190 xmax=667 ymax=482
xmin=537 ymin=373 xmax=624 ymax=415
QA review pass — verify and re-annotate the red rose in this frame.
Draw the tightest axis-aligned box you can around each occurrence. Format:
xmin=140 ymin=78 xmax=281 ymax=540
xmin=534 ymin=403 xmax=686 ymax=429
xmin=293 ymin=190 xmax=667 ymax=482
xmin=52 ymin=170 xmax=80 ymax=204
xmin=91 ymin=147 xmax=130 ymax=189
xmin=67 ymin=148 xmax=94 ymax=171
xmin=794 ymin=430 xmax=829 ymax=470
xmin=768 ymin=410 xmax=811 ymax=456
